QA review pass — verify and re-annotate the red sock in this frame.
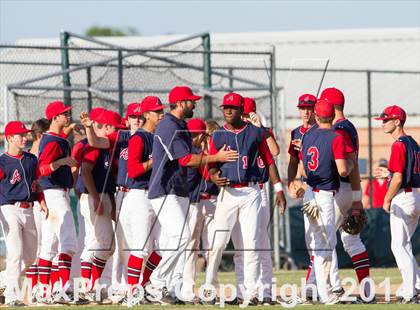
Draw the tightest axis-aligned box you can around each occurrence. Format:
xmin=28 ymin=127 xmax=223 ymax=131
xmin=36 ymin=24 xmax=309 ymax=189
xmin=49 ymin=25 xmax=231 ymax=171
xmin=26 ymin=263 xmax=38 ymax=288
xmin=127 ymin=254 xmax=143 ymax=287
xmin=50 ymin=263 xmax=59 ymax=291
xmin=81 ymin=261 xmax=92 ymax=280
xmin=91 ymin=256 xmax=107 ymax=290
xmin=351 ymin=251 xmax=370 ymax=283
xmin=305 ymin=255 xmax=314 ymax=284
xmin=141 ymin=251 xmax=161 ymax=287
xmin=38 ymin=258 xmax=52 ymax=287
xmin=58 ymin=253 xmax=72 ymax=288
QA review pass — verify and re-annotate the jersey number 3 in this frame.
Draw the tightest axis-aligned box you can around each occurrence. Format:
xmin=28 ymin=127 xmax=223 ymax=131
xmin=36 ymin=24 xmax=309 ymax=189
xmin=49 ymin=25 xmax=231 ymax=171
xmin=307 ymin=147 xmax=319 ymax=171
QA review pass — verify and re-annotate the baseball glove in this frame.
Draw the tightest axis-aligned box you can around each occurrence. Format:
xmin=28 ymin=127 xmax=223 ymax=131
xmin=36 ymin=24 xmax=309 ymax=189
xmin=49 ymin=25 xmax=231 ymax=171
xmin=302 ymin=200 xmax=320 ymax=219
xmin=341 ymin=208 xmax=368 ymax=235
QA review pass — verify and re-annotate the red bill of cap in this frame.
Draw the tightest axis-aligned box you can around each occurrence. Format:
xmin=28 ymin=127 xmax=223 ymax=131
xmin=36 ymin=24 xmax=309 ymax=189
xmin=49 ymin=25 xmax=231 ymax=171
xmin=220 ymin=92 xmax=244 ymax=108
xmin=187 ymin=118 xmax=207 ymax=133
xmin=97 ymin=110 xmax=125 ymax=128
xmin=297 ymin=94 xmax=317 ymax=107
xmin=45 ymin=101 xmax=72 ymax=120
xmin=320 ymin=87 xmax=345 ymax=106
xmin=140 ymin=96 xmax=166 ymax=113
xmin=374 ymin=105 xmax=406 ymax=122
xmin=5 ymin=121 xmax=32 ymax=137
xmin=168 ymin=86 xmax=202 ymax=104
xmin=314 ymin=99 xmax=335 ymax=118
xmin=126 ymin=102 xmax=142 ymax=117
xmin=243 ymin=97 xmax=256 ymax=115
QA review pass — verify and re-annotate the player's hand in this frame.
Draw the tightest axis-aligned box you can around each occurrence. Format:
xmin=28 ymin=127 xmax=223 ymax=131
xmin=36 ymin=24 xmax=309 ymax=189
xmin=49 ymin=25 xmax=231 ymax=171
xmin=40 ymin=200 xmax=49 ymax=219
xmin=351 ymin=200 xmax=364 ymax=211
xmin=288 ymin=180 xmax=305 ymax=199
xmin=383 ymin=200 xmax=391 ymax=213
xmin=59 ymin=156 xmax=78 ymax=168
xmin=248 ymin=112 xmax=262 ymax=128
xmin=275 ymin=191 xmax=287 ymax=214
xmin=93 ymin=195 xmax=104 ymax=215
xmin=210 ymin=171 xmax=230 ymax=186
xmin=291 ymin=139 xmax=302 ymax=151
xmin=373 ymin=166 xmax=389 ymax=179
xmin=80 ymin=112 xmax=93 ymax=128
xmin=215 ymin=144 xmax=239 ymax=162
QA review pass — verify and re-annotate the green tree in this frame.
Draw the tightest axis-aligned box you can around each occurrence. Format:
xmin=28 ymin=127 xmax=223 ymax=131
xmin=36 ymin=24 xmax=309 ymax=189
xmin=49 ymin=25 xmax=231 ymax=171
xmin=85 ymin=25 xmax=140 ymax=37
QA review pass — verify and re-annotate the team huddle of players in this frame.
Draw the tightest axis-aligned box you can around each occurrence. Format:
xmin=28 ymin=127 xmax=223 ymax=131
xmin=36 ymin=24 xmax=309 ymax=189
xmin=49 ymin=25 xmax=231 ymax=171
xmin=0 ymin=85 xmax=419 ymax=306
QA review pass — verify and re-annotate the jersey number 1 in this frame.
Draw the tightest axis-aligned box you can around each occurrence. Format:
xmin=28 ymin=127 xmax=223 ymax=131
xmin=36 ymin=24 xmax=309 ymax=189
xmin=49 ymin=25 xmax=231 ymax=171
xmin=307 ymin=147 xmax=319 ymax=171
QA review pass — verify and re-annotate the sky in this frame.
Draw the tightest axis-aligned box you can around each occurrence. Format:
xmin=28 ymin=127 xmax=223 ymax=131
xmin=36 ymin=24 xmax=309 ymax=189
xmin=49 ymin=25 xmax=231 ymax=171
xmin=0 ymin=0 xmax=419 ymax=43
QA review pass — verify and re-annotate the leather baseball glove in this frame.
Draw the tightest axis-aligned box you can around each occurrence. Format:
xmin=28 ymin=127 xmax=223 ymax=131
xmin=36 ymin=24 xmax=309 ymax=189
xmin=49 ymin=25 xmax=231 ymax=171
xmin=341 ymin=208 xmax=368 ymax=235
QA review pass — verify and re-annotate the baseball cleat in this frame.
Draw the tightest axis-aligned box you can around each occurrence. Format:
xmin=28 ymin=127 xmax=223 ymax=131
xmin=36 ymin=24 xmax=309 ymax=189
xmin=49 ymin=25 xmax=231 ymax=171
xmin=261 ymin=297 xmax=276 ymax=305
xmin=332 ymin=287 xmax=345 ymax=297
xmin=6 ymin=300 xmax=26 ymax=307
xmin=397 ymin=295 xmax=418 ymax=304
xmin=225 ymin=297 xmax=243 ymax=305
xmin=200 ymin=289 xmax=217 ymax=305
xmin=351 ymin=296 xmax=377 ymax=304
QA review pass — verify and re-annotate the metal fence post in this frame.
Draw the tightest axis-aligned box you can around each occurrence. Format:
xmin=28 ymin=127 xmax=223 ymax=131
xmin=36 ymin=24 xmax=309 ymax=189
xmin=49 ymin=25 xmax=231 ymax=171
xmin=86 ymin=67 xmax=92 ymax=111
xmin=60 ymin=31 xmax=71 ymax=107
xmin=367 ymin=71 xmax=373 ymax=208
xmin=118 ymin=50 xmax=124 ymax=115
xmin=202 ymin=34 xmax=212 ymax=119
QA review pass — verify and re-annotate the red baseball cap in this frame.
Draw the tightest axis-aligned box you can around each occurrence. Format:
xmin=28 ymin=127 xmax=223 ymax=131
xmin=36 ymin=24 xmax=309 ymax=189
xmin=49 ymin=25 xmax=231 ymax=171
xmin=125 ymin=102 xmax=142 ymax=117
xmin=97 ymin=110 xmax=125 ymax=128
xmin=140 ymin=96 xmax=166 ymax=113
xmin=4 ymin=121 xmax=32 ymax=137
xmin=89 ymin=107 xmax=106 ymax=122
xmin=243 ymin=97 xmax=256 ymax=115
xmin=297 ymin=94 xmax=317 ymax=107
xmin=220 ymin=92 xmax=244 ymax=108
xmin=120 ymin=117 xmax=128 ymax=129
xmin=168 ymin=86 xmax=202 ymax=104
xmin=45 ymin=101 xmax=72 ymax=120
xmin=374 ymin=105 xmax=406 ymax=122
xmin=187 ymin=118 xmax=207 ymax=133
xmin=319 ymin=87 xmax=345 ymax=106
xmin=314 ymin=99 xmax=335 ymax=118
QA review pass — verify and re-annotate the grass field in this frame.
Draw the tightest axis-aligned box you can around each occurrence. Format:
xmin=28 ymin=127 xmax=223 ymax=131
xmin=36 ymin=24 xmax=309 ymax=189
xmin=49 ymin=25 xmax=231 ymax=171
xmin=18 ymin=268 xmax=419 ymax=310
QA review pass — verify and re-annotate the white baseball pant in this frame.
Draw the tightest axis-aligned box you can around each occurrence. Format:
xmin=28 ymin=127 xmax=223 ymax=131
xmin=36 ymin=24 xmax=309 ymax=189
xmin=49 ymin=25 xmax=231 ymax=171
xmin=304 ymin=187 xmax=337 ymax=303
xmin=79 ymin=193 xmax=115 ymax=262
xmin=232 ymin=185 xmax=273 ymax=300
xmin=205 ymin=185 xmax=261 ymax=299
xmin=390 ymin=188 xmax=420 ymax=300
xmin=0 ymin=203 xmax=37 ymax=303
xmin=69 ymin=200 xmax=86 ymax=290
xmin=149 ymin=194 xmax=190 ymax=289
xmin=39 ymin=189 xmax=78 ymax=261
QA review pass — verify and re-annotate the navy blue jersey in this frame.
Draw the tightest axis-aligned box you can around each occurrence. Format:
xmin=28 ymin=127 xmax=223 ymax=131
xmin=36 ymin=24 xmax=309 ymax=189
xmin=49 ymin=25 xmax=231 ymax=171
xmin=187 ymin=145 xmax=205 ymax=203
xmin=211 ymin=123 xmax=268 ymax=184
xmin=200 ymin=179 xmax=220 ymax=196
xmin=75 ymin=140 xmax=116 ymax=194
xmin=301 ymin=128 xmax=346 ymax=191
xmin=0 ymin=152 xmax=39 ymax=205
xmin=333 ymin=118 xmax=359 ymax=183
xmin=393 ymin=136 xmax=420 ymax=188
xmin=127 ymin=128 xmax=154 ymax=190
xmin=115 ymin=130 xmax=131 ymax=187
xmin=38 ymin=133 xmax=73 ymax=190
xmin=148 ymin=113 xmax=192 ymax=199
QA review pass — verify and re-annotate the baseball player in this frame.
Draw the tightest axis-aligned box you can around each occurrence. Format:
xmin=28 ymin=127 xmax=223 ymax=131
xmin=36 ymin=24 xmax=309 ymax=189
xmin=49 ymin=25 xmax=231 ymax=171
xmin=180 ymin=118 xmax=210 ymax=304
xmin=76 ymin=109 xmax=125 ymax=299
xmin=300 ymin=99 xmax=354 ymax=304
xmin=320 ymin=87 xmax=372 ymax=300
xmin=204 ymin=92 xmax=286 ymax=305
xmin=375 ymin=105 xmax=420 ymax=304
xmin=0 ymin=121 xmax=48 ymax=306
xmin=228 ymin=97 xmax=280 ymax=305
xmin=146 ymin=86 xmax=238 ymax=304
xmin=119 ymin=96 xmax=165 ymax=304
xmin=37 ymin=101 xmax=83 ymax=304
